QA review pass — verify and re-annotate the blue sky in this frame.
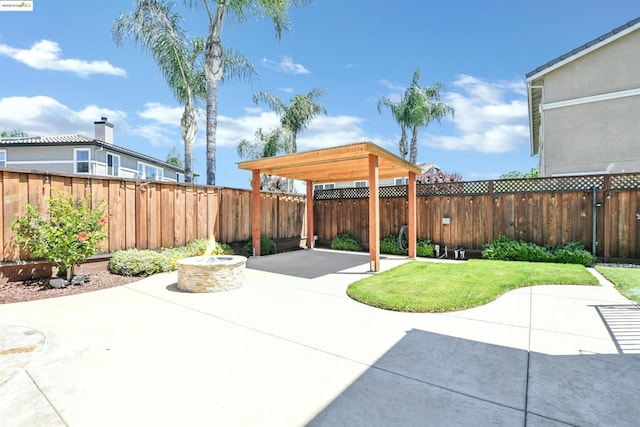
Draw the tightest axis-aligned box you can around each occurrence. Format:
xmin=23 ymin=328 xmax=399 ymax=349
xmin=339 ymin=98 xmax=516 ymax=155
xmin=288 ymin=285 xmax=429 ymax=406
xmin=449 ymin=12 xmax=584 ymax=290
xmin=0 ymin=0 xmax=638 ymax=188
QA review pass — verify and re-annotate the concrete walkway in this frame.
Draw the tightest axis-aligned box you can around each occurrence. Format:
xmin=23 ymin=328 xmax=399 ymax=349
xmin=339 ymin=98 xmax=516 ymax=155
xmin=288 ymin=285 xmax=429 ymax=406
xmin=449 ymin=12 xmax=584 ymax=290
xmin=1 ymin=249 xmax=639 ymax=426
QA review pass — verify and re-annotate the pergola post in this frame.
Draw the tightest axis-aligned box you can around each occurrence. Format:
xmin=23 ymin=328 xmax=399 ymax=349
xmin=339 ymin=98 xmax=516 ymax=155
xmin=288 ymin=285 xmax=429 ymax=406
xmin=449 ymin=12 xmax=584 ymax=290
xmin=408 ymin=171 xmax=417 ymax=258
xmin=368 ymin=154 xmax=380 ymax=272
xmin=252 ymin=169 xmax=261 ymax=256
xmin=306 ymin=180 xmax=314 ymax=249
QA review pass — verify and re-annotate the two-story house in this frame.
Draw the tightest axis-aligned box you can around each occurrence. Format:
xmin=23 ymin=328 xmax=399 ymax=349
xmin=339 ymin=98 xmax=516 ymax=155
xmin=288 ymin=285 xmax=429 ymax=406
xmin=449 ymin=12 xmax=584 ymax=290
xmin=526 ymin=17 xmax=640 ymax=177
xmin=0 ymin=118 xmax=186 ymax=182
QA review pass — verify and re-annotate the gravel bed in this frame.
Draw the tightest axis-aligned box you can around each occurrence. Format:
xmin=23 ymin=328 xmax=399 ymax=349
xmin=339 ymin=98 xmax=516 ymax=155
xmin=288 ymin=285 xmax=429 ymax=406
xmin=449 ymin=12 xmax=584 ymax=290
xmin=0 ymin=271 xmax=141 ymax=304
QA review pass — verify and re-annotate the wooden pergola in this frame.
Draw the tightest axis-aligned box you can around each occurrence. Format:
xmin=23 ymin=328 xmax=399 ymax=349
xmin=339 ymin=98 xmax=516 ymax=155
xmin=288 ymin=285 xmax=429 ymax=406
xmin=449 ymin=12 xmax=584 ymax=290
xmin=237 ymin=142 xmax=422 ymax=272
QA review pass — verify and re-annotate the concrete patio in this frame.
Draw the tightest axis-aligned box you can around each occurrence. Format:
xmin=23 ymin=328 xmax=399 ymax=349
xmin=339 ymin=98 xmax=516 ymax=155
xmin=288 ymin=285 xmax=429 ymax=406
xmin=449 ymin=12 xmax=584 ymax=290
xmin=1 ymin=249 xmax=639 ymax=426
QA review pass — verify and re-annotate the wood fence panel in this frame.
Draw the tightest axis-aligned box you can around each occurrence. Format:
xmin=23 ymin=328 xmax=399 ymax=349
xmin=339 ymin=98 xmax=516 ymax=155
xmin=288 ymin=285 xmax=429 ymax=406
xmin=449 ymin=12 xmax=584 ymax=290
xmin=123 ymin=181 xmax=136 ymax=249
xmin=137 ymin=183 xmax=148 ymax=250
xmin=529 ymin=194 xmax=542 ymax=246
xmin=160 ymin=184 xmax=175 ymax=249
xmin=3 ymin=172 xmax=26 ymax=259
xmin=147 ymin=184 xmax=162 ymax=250
xmin=173 ymin=186 xmax=185 ymax=248
xmin=630 ymin=190 xmax=640 ymax=258
xmin=108 ymin=180 xmax=127 ymax=252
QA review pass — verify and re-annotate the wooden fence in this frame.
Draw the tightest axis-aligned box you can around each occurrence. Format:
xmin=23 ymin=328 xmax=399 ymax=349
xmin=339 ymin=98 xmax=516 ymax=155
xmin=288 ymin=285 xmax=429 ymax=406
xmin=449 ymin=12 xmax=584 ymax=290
xmin=313 ymin=173 xmax=640 ymax=262
xmin=3 ymin=169 xmax=639 ymax=263
xmin=0 ymin=170 xmax=306 ymax=262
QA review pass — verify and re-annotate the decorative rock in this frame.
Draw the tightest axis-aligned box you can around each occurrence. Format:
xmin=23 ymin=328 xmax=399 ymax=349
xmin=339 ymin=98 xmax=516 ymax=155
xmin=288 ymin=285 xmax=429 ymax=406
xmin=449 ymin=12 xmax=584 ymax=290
xmin=49 ymin=278 xmax=69 ymax=289
xmin=177 ymin=255 xmax=246 ymax=293
xmin=71 ymin=275 xmax=86 ymax=286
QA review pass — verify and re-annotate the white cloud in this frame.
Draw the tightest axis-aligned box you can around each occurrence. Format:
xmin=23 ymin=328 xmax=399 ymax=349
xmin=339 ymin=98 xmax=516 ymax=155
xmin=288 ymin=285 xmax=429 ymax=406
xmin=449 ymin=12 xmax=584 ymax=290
xmin=0 ymin=40 xmax=126 ymax=78
xmin=0 ymin=95 xmax=390 ymax=154
xmin=426 ymin=75 xmax=529 ymax=153
xmin=278 ymin=87 xmax=294 ymax=94
xmin=379 ymin=79 xmax=405 ymax=93
xmin=261 ymin=56 xmax=310 ymax=74
xmin=0 ymin=96 xmax=127 ymax=136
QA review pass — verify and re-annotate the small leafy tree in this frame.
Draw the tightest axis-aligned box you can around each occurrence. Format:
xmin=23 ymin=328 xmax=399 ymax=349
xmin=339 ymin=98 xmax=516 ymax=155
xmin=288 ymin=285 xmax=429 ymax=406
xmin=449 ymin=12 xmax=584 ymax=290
xmin=500 ymin=168 xmax=539 ymax=179
xmin=11 ymin=191 xmax=108 ymax=281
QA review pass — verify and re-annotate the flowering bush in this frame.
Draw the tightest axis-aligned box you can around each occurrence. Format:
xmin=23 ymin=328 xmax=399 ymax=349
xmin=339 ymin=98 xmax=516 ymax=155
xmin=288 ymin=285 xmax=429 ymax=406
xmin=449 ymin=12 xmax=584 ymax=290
xmin=11 ymin=191 xmax=108 ymax=280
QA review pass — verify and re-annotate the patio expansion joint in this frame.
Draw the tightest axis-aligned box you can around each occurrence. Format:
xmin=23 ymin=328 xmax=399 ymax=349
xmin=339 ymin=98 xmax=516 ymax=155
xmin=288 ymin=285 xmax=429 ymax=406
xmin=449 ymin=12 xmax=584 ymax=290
xmin=25 ymin=369 xmax=69 ymax=427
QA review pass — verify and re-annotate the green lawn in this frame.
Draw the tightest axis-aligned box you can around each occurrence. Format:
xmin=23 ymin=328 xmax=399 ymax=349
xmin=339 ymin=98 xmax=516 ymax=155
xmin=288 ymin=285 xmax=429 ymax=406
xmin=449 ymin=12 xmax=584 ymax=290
xmin=595 ymin=266 xmax=640 ymax=304
xmin=347 ymin=259 xmax=598 ymax=313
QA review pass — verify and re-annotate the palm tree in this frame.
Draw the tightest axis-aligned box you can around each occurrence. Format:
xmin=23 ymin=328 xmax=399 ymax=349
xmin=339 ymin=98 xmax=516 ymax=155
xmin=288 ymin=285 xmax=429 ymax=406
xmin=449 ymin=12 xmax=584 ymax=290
xmin=378 ymin=69 xmax=454 ymax=164
xmin=112 ymin=0 xmax=205 ymax=183
xmin=184 ymin=0 xmax=307 ymax=185
xmin=404 ymin=69 xmax=454 ymax=164
xmin=377 ymin=96 xmax=408 ymax=159
xmin=237 ymin=127 xmax=290 ymax=191
xmin=253 ymin=88 xmax=327 ymax=153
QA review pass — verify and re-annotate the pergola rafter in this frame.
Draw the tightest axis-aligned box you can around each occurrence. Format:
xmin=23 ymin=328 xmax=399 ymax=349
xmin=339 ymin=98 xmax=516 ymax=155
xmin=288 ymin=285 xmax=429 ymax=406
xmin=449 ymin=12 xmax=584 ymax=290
xmin=238 ymin=142 xmax=421 ymax=271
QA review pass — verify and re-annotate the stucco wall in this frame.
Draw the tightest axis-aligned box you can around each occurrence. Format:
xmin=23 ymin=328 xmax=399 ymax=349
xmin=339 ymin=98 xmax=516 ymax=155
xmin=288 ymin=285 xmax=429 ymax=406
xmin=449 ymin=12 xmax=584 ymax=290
xmin=539 ymin=28 xmax=640 ymax=176
xmin=543 ymin=96 xmax=640 ymax=175
xmin=543 ymin=30 xmax=640 ymax=102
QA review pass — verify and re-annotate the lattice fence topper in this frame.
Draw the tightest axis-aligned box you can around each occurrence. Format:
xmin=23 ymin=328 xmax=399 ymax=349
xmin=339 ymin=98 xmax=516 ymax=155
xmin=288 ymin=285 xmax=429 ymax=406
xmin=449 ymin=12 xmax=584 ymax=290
xmin=494 ymin=175 xmax=604 ymax=193
xmin=343 ymin=187 xmax=369 ymax=199
xmin=314 ymin=189 xmax=341 ymax=200
xmin=313 ymin=173 xmax=640 ymax=200
xmin=611 ymin=174 xmax=640 ymax=190
xmin=379 ymin=185 xmax=407 ymax=198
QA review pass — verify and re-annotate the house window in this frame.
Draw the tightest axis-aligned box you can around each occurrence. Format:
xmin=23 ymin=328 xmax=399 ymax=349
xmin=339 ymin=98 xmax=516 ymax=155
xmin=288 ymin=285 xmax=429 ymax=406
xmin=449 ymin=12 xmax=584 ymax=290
xmin=0 ymin=150 xmax=6 ymax=167
xmin=74 ymin=148 xmax=90 ymax=174
xmin=137 ymin=161 xmax=164 ymax=181
xmin=354 ymin=180 xmax=367 ymax=188
xmin=314 ymin=183 xmax=335 ymax=191
xmin=107 ymin=153 xmax=120 ymax=177
xmin=394 ymin=177 xmax=409 ymax=185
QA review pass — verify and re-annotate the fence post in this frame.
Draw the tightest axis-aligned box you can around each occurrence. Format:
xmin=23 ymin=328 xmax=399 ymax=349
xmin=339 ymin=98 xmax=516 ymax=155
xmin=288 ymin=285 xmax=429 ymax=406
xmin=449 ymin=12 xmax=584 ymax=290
xmin=487 ymin=181 xmax=494 ymax=244
xmin=603 ymin=175 xmax=612 ymax=262
xmin=135 ymin=180 xmax=141 ymax=250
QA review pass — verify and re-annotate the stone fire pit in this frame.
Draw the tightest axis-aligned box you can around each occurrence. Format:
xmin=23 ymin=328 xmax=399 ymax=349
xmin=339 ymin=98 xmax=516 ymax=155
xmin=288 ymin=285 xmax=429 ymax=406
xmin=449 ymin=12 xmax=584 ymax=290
xmin=176 ymin=255 xmax=246 ymax=293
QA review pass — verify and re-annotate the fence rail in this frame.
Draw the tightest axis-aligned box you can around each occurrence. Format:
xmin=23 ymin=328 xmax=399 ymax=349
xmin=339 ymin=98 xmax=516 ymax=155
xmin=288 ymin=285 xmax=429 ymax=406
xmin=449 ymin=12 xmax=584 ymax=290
xmin=313 ymin=173 xmax=640 ymax=261
xmin=0 ymin=170 xmax=306 ymax=262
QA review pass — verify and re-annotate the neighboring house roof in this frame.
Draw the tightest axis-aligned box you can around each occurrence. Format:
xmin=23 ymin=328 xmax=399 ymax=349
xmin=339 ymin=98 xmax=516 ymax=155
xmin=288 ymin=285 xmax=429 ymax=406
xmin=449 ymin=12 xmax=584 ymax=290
xmin=416 ymin=162 xmax=442 ymax=174
xmin=526 ymin=17 xmax=640 ymax=155
xmin=0 ymin=134 xmax=185 ymax=173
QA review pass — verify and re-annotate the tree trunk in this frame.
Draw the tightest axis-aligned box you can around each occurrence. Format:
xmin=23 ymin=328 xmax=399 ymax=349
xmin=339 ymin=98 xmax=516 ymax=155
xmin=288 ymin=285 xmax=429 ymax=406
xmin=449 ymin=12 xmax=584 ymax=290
xmin=399 ymin=124 xmax=408 ymax=159
xmin=204 ymin=4 xmax=226 ymax=186
xmin=409 ymin=126 xmax=418 ymax=164
xmin=181 ymin=105 xmax=197 ymax=183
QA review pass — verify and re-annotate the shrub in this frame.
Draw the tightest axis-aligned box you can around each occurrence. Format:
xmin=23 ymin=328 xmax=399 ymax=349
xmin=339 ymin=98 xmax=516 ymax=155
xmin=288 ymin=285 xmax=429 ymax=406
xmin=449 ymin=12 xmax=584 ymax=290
xmin=552 ymin=242 xmax=596 ymax=267
xmin=380 ymin=233 xmax=404 ymax=255
xmin=331 ymin=231 xmax=362 ymax=252
xmin=109 ymin=238 xmax=235 ymax=276
xmin=417 ymin=238 xmax=435 ymax=258
xmin=241 ymin=236 xmax=277 ymax=257
xmin=11 ymin=190 xmax=108 ymax=280
xmin=109 ymin=249 xmax=165 ymax=276
xmin=380 ymin=234 xmax=435 ymax=258
xmin=482 ymin=236 xmax=596 ymax=266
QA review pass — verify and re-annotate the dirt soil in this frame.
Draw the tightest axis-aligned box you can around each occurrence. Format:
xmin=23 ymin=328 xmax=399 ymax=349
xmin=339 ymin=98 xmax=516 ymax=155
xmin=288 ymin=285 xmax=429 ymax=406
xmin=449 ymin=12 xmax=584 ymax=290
xmin=0 ymin=271 xmax=142 ymax=304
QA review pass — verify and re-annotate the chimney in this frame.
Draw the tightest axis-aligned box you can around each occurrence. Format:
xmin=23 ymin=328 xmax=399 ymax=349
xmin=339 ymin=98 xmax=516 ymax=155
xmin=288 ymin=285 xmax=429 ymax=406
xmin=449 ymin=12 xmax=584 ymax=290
xmin=94 ymin=117 xmax=114 ymax=144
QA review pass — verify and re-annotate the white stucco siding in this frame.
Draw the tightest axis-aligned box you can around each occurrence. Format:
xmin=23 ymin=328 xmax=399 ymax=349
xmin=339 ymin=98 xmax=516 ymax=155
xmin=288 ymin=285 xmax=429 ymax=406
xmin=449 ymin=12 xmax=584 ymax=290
xmin=543 ymin=96 xmax=640 ymax=175
xmin=543 ymin=30 xmax=640 ymax=103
